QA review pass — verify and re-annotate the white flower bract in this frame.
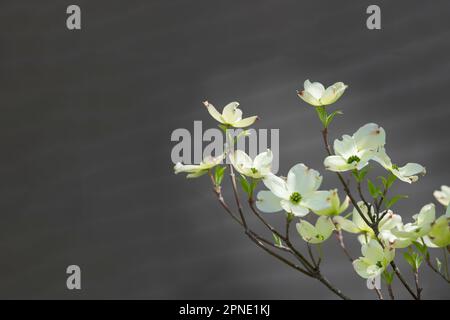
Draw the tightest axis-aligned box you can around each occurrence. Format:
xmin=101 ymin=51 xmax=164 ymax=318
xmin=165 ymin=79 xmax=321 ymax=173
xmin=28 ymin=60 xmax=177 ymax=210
xmin=174 ymin=154 xmax=224 ymax=178
xmin=391 ymin=203 xmax=436 ymax=240
xmin=296 ymin=216 xmax=335 ymax=244
xmin=297 ymin=80 xmax=348 ymax=107
xmin=433 ymin=185 xmax=450 ymax=207
xmin=324 ymin=123 xmax=385 ymax=172
xmin=373 ymin=148 xmax=426 ymax=184
xmin=353 ymin=239 xmax=395 ymax=279
xmin=203 ymin=101 xmax=258 ymax=128
xmin=229 ymin=149 xmax=273 ymax=179
xmin=256 ymin=164 xmax=330 ymax=217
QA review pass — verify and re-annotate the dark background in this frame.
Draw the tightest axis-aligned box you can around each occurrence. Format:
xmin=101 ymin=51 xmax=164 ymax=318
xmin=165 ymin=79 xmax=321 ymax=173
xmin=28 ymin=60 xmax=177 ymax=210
xmin=0 ymin=0 xmax=449 ymax=299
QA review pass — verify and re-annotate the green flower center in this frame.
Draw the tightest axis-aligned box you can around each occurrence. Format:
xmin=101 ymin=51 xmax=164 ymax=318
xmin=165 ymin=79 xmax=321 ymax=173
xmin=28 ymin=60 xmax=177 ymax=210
xmin=290 ymin=192 xmax=302 ymax=204
xmin=347 ymin=155 xmax=361 ymax=164
xmin=392 ymin=164 xmax=399 ymax=170
xmin=376 ymin=261 xmax=383 ymax=268
xmin=250 ymin=167 xmax=258 ymax=174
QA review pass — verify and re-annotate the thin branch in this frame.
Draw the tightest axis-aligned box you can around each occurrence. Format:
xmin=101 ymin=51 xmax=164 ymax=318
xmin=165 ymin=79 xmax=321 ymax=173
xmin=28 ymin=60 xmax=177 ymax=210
xmin=208 ymin=171 xmax=242 ymax=225
xmin=248 ymin=198 xmax=286 ymax=242
xmin=374 ymin=287 xmax=384 ymax=300
xmin=378 ymin=210 xmax=389 ymax=223
xmin=315 ymin=273 xmax=350 ymax=300
xmin=388 ymin=283 xmax=395 ymax=300
xmin=357 ymin=180 xmax=372 ymax=220
xmin=245 ymin=230 xmax=314 ymax=277
xmin=414 ymin=269 xmax=422 ymax=300
xmin=248 ymin=199 xmax=316 ymax=273
xmin=444 ymin=247 xmax=449 ymax=280
xmin=285 ymin=214 xmax=292 ymax=241
xmin=334 ymin=229 xmax=354 ymax=262
xmin=390 ymin=261 xmax=419 ymax=300
xmin=247 ymin=230 xmax=350 ymax=299
xmin=307 ymin=243 xmax=318 ymax=268
xmin=228 ymin=164 xmax=247 ymax=229
xmin=425 ymin=254 xmax=450 ymax=283
xmin=376 ymin=185 xmax=389 ymax=213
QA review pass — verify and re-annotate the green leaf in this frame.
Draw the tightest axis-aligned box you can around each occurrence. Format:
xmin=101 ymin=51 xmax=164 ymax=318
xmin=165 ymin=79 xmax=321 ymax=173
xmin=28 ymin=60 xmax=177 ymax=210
xmin=359 ymin=166 xmax=369 ymax=182
xmin=413 ymin=241 xmax=428 ymax=255
xmin=436 ymin=258 xmax=442 ymax=273
xmin=352 ymin=169 xmax=359 ymax=182
xmin=386 ymin=195 xmax=408 ymax=209
xmin=250 ymin=178 xmax=258 ymax=193
xmin=273 ymin=233 xmax=283 ymax=247
xmin=377 ymin=176 xmax=388 ymax=189
xmin=415 ymin=255 xmax=423 ymax=270
xmin=214 ymin=166 xmax=226 ymax=186
xmin=367 ymin=179 xmax=380 ymax=199
xmin=315 ymin=106 xmax=328 ymax=127
xmin=404 ymin=251 xmax=422 ymax=271
xmin=325 ymin=110 xmax=343 ymax=127
xmin=382 ymin=270 xmax=394 ymax=285
xmin=239 ymin=176 xmax=251 ymax=195
xmin=353 ymin=166 xmax=370 ymax=182
xmin=386 ymin=173 xmax=397 ymax=189
xmin=403 ymin=252 xmax=416 ymax=270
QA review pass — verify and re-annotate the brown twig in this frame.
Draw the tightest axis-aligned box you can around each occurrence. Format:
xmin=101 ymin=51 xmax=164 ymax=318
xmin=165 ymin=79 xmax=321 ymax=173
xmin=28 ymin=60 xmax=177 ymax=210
xmin=388 ymin=283 xmax=395 ymax=300
xmin=248 ymin=199 xmax=316 ymax=273
xmin=228 ymin=164 xmax=248 ymax=229
xmin=425 ymin=254 xmax=450 ymax=283
xmin=334 ymin=229 xmax=354 ymax=262
xmin=414 ymin=269 xmax=422 ymax=300
xmin=374 ymin=287 xmax=384 ymax=300
xmin=389 ymin=261 xmax=419 ymax=300
xmin=357 ymin=180 xmax=372 ymax=220
xmin=307 ymin=243 xmax=318 ymax=267
xmin=245 ymin=231 xmax=314 ymax=277
xmin=375 ymin=185 xmax=389 ymax=213
xmin=208 ymin=171 xmax=242 ymax=225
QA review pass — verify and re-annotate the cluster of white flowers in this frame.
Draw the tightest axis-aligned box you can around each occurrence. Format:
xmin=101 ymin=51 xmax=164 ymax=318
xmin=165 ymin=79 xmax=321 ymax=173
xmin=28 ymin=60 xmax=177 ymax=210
xmin=173 ymin=79 xmax=450 ymax=298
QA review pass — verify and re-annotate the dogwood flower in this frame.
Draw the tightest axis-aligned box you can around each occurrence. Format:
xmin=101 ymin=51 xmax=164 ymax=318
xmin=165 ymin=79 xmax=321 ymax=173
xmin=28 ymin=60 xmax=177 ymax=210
xmin=203 ymin=101 xmax=258 ymax=128
xmin=174 ymin=154 xmax=224 ymax=178
xmin=333 ymin=202 xmax=408 ymax=247
xmin=377 ymin=229 xmax=412 ymax=249
xmin=324 ymin=123 xmax=385 ymax=172
xmin=373 ymin=148 xmax=426 ymax=183
xmin=391 ymin=204 xmax=435 ymax=240
xmin=425 ymin=215 xmax=450 ymax=248
xmin=296 ymin=216 xmax=335 ymax=244
xmin=353 ymin=239 xmax=395 ymax=279
xmin=256 ymin=164 xmax=330 ymax=217
xmin=433 ymin=185 xmax=450 ymax=207
xmin=229 ymin=149 xmax=272 ymax=179
xmin=313 ymin=189 xmax=350 ymax=216
xmin=297 ymin=80 xmax=348 ymax=107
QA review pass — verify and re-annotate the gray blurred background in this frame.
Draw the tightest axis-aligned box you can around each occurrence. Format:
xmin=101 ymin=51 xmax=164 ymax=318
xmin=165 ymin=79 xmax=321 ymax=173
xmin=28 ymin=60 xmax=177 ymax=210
xmin=0 ymin=0 xmax=449 ymax=299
